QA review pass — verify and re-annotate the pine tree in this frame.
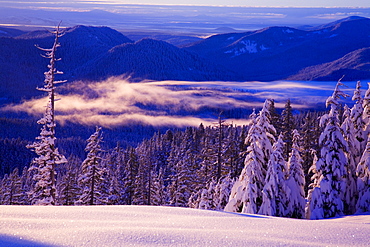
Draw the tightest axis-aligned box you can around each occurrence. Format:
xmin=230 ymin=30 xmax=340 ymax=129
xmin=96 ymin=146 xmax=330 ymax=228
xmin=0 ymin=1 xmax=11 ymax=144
xmin=268 ymin=99 xmax=281 ymax=137
xmin=167 ymin=127 xmax=201 ymax=207
xmin=132 ymin=139 xmax=156 ymax=205
xmin=222 ymin=126 xmax=244 ymax=180
xmin=256 ymin=100 xmax=277 ymax=165
xmin=300 ymin=111 xmax=322 ymax=193
xmin=27 ymin=25 xmax=67 ymax=205
xmin=356 ymin=135 xmax=370 ymax=213
xmin=213 ymin=174 xmax=234 ymax=211
xmin=362 ymin=82 xmax=370 ymax=137
xmin=308 ymin=81 xmax=349 ymax=218
xmin=258 ymin=134 xmax=288 ymax=217
xmin=1 ymin=168 xmax=24 ymax=205
xmin=286 ymin=130 xmax=305 ymax=218
xmin=122 ymin=147 xmax=139 ymax=205
xmin=351 ymin=81 xmax=366 ymax=153
xmin=150 ymin=168 xmax=166 ymax=206
xmin=224 ymin=110 xmax=266 ymax=213
xmin=281 ymin=99 xmax=295 ymax=161
xmin=77 ymin=127 xmax=106 ymax=205
xmin=20 ymin=166 xmax=33 ymax=205
xmin=305 ymin=150 xmax=324 ymax=219
xmin=57 ymin=155 xmax=81 ymax=205
xmin=341 ymin=105 xmax=359 ymax=214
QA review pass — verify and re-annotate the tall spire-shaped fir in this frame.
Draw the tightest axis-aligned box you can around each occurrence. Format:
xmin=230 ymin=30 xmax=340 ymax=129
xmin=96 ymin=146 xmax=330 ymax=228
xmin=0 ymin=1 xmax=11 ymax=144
xmin=27 ymin=24 xmax=67 ymax=205
xmin=224 ymin=109 xmax=267 ymax=213
xmin=77 ymin=127 xmax=106 ymax=205
xmin=258 ymin=134 xmax=288 ymax=217
xmin=286 ymin=130 xmax=305 ymax=218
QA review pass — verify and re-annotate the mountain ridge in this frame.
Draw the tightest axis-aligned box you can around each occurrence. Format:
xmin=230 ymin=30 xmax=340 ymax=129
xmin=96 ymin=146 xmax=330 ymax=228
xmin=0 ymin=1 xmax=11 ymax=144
xmin=1 ymin=16 xmax=370 ymax=106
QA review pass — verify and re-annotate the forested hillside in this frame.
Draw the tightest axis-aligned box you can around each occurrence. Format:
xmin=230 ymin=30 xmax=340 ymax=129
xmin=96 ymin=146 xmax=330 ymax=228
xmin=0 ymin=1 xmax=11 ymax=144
xmin=1 ymin=16 xmax=370 ymax=106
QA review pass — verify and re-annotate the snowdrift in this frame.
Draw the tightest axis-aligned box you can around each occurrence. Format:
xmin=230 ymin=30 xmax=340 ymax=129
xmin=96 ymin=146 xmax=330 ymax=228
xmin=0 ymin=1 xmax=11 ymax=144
xmin=0 ymin=205 xmax=369 ymax=246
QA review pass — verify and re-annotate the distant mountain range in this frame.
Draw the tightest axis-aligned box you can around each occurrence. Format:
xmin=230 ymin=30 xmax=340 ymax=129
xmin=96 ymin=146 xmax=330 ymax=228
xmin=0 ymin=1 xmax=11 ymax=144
xmin=1 ymin=16 xmax=370 ymax=105
xmin=184 ymin=16 xmax=370 ymax=82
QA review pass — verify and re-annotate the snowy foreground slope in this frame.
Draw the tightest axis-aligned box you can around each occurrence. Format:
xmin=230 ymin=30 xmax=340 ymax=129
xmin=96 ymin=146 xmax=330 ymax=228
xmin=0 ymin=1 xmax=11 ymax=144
xmin=1 ymin=206 xmax=369 ymax=247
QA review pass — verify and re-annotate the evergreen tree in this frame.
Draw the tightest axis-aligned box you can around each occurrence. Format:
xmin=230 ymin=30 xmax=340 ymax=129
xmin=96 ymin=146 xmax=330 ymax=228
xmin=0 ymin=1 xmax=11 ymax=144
xmin=308 ymin=81 xmax=349 ymax=218
xmin=286 ymin=130 xmax=305 ymax=218
xmin=268 ymin=99 xmax=281 ymax=136
xmin=167 ymin=127 xmax=201 ymax=207
xmin=362 ymin=82 xmax=370 ymax=137
xmin=122 ymin=147 xmax=139 ymax=205
xmin=300 ymin=111 xmax=322 ymax=193
xmin=341 ymin=105 xmax=359 ymax=214
xmin=281 ymin=99 xmax=295 ymax=160
xmin=258 ymin=134 xmax=288 ymax=217
xmin=256 ymin=100 xmax=277 ymax=166
xmin=305 ymin=150 xmax=324 ymax=219
xmin=224 ymin=110 xmax=266 ymax=213
xmin=351 ymin=81 xmax=366 ymax=153
xmin=57 ymin=155 xmax=81 ymax=205
xmin=356 ymin=135 xmax=370 ymax=213
xmin=77 ymin=127 xmax=106 ymax=205
xmin=197 ymin=179 xmax=216 ymax=210
xmin=104 ymin=145 xmax=125 ymax=205
xmin=213 ymin=174 xmax=234 ymax=211
xmin=1 ymin=168 xmax=23 ymax=205
xmin=132 ymin=139 xmax=156 ymax=205
xmin=20 ymin=166 xmax=32 ymax=205
xmin=27 ymin=25 xmax=67 ymax=205
xmin=222 ymin=126 xmax=245 ymax=180
xmin=150 ymin=168 xmax=166 ymax=206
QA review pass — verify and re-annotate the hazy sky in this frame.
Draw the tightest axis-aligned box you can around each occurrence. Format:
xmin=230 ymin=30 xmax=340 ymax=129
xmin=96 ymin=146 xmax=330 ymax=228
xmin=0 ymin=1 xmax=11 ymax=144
xmin=1 ymin=0 xmax=369 ymax=8
xmin=105 ymin=0 xmax=370 ymax=7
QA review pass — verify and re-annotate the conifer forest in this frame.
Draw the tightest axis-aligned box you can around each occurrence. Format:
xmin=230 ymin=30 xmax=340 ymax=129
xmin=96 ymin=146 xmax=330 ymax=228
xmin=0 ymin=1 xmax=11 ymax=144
xmin=1 ymin=26 xmax=370 ymax=221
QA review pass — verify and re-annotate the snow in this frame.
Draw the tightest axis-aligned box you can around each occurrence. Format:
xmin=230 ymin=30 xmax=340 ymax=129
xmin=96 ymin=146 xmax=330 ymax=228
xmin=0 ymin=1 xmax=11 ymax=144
xmin=0 ymin=206 xmax=369 ymax=247
xmin=225 ymin=40 xmax=265 ymax=56
xmin=283 ymin=29 xmax=294 ymax=33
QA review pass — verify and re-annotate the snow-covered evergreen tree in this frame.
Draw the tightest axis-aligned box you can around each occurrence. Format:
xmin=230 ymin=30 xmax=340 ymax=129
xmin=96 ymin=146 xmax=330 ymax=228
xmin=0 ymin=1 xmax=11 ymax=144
xmin=286 ymin=130 xmax=305 ymax=218
xmin=308 ymin=81 xmax=349 ymax=218
xmin=27 ymin=25 xmax=67 ymax=205
xmin=150 ymin=168 xmax=166 ymax=206
xmin=224 ymin=110 xmax=266 ymax=214
xmin=198 ymin=179 xmax=216 ymax=210
xmin=356 ymin=135 xmax=370 ymax=213
xmin=76 ymin=127 xmax=106 ymax=205
xmin=256 ymin=100 xmax=277 ymax=166
xmin=258 ymin=134 xmax=288 ymax=217
xmin=268 ymin=99 xmax=281 ymax=137
xmin=189 ymin=174 xmax=233 ymax=211
xmin=300 ymin=111 xmax=322 ymax=193
xmin=213 ymin=174 xmax=234 ymax=211
xmin=57 ymin=155 xmax=81 ymax=205
xmin=122 ymin=147 xmax=139 ymax=205
xmin=1 ymin=168 xmax=24 ymax=205
xmin=281 ymin=99 xmax=295 ymax=161
xmin=167 ymin=127 xmax=201 ymax=207
xmin=351 ymin=81 xmax=366 ymax=153
xmin=341 ymin=105 xmax=359 ymax=214
xmin=362 ymin=82 xmax=370 ymax=137
xmin=306 ymin=150 xmax=324 ymax=219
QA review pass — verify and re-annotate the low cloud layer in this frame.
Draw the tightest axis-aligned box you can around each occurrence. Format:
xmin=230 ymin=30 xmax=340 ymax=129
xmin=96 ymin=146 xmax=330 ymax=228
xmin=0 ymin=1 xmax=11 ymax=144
xmin=2 ymin=78 xmax=354 ymax=128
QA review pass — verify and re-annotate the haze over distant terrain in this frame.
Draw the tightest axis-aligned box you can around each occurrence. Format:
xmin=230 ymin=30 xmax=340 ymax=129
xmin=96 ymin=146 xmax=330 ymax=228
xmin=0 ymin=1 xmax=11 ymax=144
xmin=1 ymin=4 xmax=370 ymax=35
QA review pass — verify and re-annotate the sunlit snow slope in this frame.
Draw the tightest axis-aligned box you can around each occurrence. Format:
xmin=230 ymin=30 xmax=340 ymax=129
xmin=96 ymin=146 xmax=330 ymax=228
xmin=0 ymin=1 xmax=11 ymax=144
xmin=0 ymin=206 xmax=369 ymax=246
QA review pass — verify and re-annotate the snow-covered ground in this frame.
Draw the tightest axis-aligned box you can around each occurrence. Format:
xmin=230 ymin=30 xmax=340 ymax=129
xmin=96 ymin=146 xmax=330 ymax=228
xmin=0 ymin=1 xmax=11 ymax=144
xmin=1 ymin=206 xmax=369 ymax=247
